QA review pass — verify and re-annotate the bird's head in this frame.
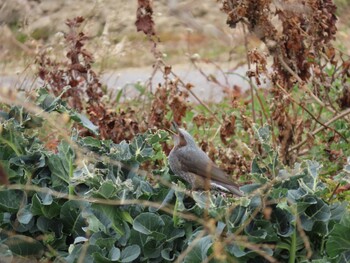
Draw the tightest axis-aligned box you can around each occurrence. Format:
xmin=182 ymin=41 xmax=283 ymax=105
xmin=171 ymin=122 xmax=197 ymax=148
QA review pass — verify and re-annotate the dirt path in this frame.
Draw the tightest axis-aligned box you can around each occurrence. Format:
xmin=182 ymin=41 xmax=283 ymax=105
xmin=0 ymin=63 xmax=250 ymax=102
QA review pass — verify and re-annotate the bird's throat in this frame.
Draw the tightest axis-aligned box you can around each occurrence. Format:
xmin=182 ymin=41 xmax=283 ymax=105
xmin=179 ymin=135 xmax=187 ymax=147
xmin=178 ymin=133 xmax=187 ymax=147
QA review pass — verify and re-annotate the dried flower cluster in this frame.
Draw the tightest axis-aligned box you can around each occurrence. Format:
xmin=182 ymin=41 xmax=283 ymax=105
xmin=220 ymin=0 xmax=349 ymax=164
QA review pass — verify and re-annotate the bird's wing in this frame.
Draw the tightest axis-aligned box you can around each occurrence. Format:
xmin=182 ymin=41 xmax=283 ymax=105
xmin=177 ymin=146 xmax=238 ymax=187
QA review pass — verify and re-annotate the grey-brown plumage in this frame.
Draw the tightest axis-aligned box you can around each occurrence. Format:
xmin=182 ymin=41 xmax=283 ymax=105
xmin=168 ymin=122 xmax=243 ymax=197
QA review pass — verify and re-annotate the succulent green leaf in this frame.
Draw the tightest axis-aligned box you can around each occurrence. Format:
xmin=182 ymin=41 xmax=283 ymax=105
xmin=17 ymin=205 xmax=33 ymax=224
xmin=31 ymin=194 xmax=61 ymax=219
xmin=326 ymin=214 xmax=350 ymax=258
xmin=133 ymin=212 xmax=165 ymax=235
xmin=183 ymin=235 xmax=212 ymax=263
xmin=0 ymin=190 xmax=25 ymax=213
xmin=60 ymin=200 xmax=88 ymax=237
xmin=46 ymin=141 xmax=75 ymax=188
xmin=70 ymin=112 xmax=99 ymax=135
xmin=120 ymin=245 xmax=141 ymax=262
xmin=4 ymin=235 xmax=44 ymax=256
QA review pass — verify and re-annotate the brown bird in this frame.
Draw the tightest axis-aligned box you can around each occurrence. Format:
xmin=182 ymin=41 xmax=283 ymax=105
xmin=168 ymin=122 xmax=243 ymax=197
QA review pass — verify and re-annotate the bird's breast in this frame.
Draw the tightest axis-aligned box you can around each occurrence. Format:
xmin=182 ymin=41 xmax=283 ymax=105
xmin=169 ymin=148 xmax=188 ymax=177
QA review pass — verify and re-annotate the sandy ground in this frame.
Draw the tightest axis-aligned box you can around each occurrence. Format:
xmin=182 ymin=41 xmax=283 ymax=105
xmin=0 ymin=63 xmax=252 ymax=102
xmin=0 ymin=0 xmax=237 ymax=69
xmin=0 ymin=0 xmax=251 ymax=102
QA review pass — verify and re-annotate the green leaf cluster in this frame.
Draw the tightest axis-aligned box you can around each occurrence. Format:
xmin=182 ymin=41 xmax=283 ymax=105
xmin=0 ymin=92 xmax=349 ymax=262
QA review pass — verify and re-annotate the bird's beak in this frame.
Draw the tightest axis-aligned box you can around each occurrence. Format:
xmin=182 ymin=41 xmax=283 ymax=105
xmin=165 ymin=121 xmax=179 ymax=136
xmin=171 ymin=121 xmax=180 ymax=134
xmin=171 ymin=121 xmax=187 ymax=146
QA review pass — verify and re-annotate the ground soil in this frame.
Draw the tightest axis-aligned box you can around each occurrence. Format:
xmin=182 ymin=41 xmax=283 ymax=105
xmin=0 ymin=0 xmax=244 ymax=71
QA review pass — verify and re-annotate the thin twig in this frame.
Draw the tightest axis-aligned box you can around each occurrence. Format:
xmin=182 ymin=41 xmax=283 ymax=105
xmin=276 ymin=83 xmax=348 ymax=143
xmin=328 ymin=182 xmax=341 ymax=203
xmin=277 ymin=55 xmax=336 ymax=114
xmin=175 ymin=231 xmax=207 ymax=263
xmin=291 ymin=202 xmax=313 ymax=259
xmin=289 ymin=108 xmax=350 ymax=152
xmin=243 ymin=24 xmax=256 ymax=123
xmin=191 ymin=60 xmax=226 ymax=89
xmin=3 ymin=183 xmax=203 ymax=224
xmin=158 ymin=61 xmax=223 ymax=125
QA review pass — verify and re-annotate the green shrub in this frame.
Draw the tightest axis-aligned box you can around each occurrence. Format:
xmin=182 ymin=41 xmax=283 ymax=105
xmin=0 ymin=90 xmax=349 ymax=262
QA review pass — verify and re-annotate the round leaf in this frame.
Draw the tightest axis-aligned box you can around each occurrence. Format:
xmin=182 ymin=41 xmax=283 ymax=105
xmin=133 ymin=212 xmax=165 ymax=235
xmin=120 ymin=245 xmax=140 ymax=263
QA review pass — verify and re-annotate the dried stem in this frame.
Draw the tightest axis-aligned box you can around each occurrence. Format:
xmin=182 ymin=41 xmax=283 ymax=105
xmin=289 ymin=108 xmax=350 ymax=152
xmin=277 ymin=55 xmax=336 ymax=114
xmin=243 ymin=24 xmax=256 ymax=124
xmin=328 ymin=182 xmax=341 ymax=203
xmin=276 ymin=83 xmax=348 ymax=143
xmin=159 ymin=61 xmax=223 ymax=125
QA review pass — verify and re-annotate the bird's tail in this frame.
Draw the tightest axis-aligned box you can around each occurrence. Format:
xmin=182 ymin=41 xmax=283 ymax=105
xmin=210 ymin=182 xmax=244 ymax=197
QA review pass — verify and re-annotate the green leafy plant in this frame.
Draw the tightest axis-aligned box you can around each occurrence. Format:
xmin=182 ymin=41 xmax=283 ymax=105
xmin=1 ymin=90 xmax=349 ymax=262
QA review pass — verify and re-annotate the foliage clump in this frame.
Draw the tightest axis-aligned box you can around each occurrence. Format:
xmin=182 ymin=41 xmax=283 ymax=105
xmin=0 ymin=99 xmax=349 ymax=262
